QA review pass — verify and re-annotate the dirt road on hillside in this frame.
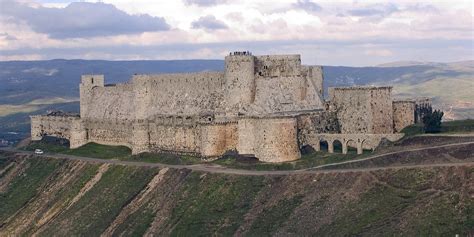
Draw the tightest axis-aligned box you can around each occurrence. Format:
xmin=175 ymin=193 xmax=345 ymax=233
xmin=1 ymin=141 xmax=473 ymax=176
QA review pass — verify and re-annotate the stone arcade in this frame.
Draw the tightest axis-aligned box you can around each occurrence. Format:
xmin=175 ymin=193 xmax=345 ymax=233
xmin=31 ymin=52 xmax=428 ymax=162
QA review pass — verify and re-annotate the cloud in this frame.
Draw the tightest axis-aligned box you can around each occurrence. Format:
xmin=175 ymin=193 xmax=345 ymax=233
xmin=2 ymin=37 xmax=471 ymax=65
xmin=183 ymin=0 xmax=228 ymax=7
xmin=191 ymin=15 xmax=227 ymax=30
xmin=0 ymin=32 xmax=17 ymax=41
xmin=293 ymin=0 xmax=322 ymax=13
xmin=1 ymin=1 xmax=170 ymax=39
xmin=348 ymin=3 xmax=399 ymax=18
xmin=364 ymin=49 xmax=393 ymax=57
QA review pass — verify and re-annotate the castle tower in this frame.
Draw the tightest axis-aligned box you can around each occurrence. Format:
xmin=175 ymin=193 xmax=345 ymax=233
xmin=79 ymin=75 xmax=104 ymax=118
xmin=70 ymin=119 xmax=87 ymax=148
xmin=224 ymin=52 xmax=256 ymax=113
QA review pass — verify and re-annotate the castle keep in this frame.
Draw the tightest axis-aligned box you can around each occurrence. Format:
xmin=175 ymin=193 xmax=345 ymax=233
xmin=31 ymin=52 xmax=424 ymax=162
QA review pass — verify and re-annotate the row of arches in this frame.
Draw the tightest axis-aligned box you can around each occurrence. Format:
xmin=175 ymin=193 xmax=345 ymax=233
xmin=310 ymin=138 xmax=367 ymax=155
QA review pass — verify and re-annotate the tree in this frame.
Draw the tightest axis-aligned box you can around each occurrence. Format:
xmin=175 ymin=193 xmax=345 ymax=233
xmin=422 ymin=108 xmax=444 ymax=133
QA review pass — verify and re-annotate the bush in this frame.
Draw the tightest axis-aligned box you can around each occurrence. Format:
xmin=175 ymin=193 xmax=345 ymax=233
xmin=422 ymin=108 xmax=444 ymax=133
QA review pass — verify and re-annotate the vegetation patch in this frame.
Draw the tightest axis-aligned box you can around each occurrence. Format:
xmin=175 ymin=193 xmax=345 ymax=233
xmin=23 ymin=141 xmax=131 ymax=159
xmin=39 ymin=165 xmax=157 ymax=236
xmin=111 ymin=207 xmax=156 ymax=237
xmin=246 ymin=195 xmax=303 ymax=236
xmin=0 ymin=158 xmax=63 ymax=223
xmin=213 ymin=150 xmax=371 ymax=171
xmin=406 ymin=194 xmax=473 ymax=236
xmin=401 ymin=119 xmax=474 ymax=137
xmin=66 ymin=143 xmax=131 ymax=159
xmin=440 ymin=119 xmax=474 ymax=133
xmin=162 ymin=172 xmax=265 ymax=236
xmin=316 ymin=183 xmax=418 ymax=236
xmin=127 ymin=152 xmax=202 ymax=165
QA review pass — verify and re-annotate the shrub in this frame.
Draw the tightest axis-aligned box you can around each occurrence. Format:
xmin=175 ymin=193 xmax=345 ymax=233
xmin=422 ymin=108 xmax=444 ymax=133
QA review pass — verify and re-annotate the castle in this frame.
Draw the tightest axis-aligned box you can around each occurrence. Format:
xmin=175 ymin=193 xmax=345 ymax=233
xmin=30 ymin=52 xmax=430 ymax=162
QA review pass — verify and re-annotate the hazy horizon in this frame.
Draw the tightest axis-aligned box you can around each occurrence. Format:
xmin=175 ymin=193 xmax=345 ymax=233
xmin=1 ymin=58 xmax=472 ymax=68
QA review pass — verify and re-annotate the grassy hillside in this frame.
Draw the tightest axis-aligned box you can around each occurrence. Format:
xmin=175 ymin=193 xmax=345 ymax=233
xmin=0 ymin=153 xmax=472 ymax=236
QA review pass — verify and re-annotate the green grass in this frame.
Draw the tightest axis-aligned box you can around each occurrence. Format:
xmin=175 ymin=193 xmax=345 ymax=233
xmin=22 ymin=140 xmax=373 ymax=171
xmin=162 ymin=172 xmax=265 ymax=236
xmin=213 ymin=149 xmax=371 ymax=171
xmin=66 ymin=143 xmax=131 ymax=159
xmin=20 ymin=163 xmax=100 ymax=236
xmin=246 ymin=195 xmax=303 ymax=236
xmin=23 ymin=141 xmax=131 ymax=159
xmin=440 ymin=119 xmax=474 ymax=133
xmin=317 ymin=183 xmax=418 ymax=236
xmin=1 ymin=155 xmax=472 ymax=236
xmin=21 ymin=140 xmax=69 ymax=153
xmin=401 ymin=123 xmax=424 ymax=136
xmin=125 ymin=152 xmax=202 ymax=165
xmin=39 ymin=165 xmax=157 ymax=236
xmin=401 ymin=119 xmax=474 ymax=137
xmin=111 ymin=207 xmax=157 ymax=237
xmin=0 ymin=158 xmax=63 ymax=222
xmin=313 ymin=168 xmax=474 ymax=236
xmin=0 ymin=153 xmax=13 ymax=170
xmin=408 ymin=194 xmax=472 ymax=236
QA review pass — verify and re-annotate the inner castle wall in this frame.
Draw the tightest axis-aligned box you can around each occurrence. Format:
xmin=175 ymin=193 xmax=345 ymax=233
xmin=393 ymin=100 xmax=416 ymax=132
xmin=328 ymin=86 xmax=394 ymax=134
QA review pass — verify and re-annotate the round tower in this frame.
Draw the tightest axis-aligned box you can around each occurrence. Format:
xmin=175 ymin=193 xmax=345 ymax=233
xmin=224 ymin=52 xmax=256 ymax=113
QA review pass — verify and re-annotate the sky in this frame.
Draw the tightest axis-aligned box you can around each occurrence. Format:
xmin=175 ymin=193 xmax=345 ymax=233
xmin=0 ymin=0 xmax=472 ymax=66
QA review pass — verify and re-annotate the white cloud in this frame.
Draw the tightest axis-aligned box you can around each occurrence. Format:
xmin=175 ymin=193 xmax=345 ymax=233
xmin=364 ymin=49 xmax=393 ymax=57
xmin=0 ymin=0 xmax=472 ymax=65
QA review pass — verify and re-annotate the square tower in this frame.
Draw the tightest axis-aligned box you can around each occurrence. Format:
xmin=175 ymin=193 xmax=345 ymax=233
xmin=80 ymin=75 xmax=104 ymax=118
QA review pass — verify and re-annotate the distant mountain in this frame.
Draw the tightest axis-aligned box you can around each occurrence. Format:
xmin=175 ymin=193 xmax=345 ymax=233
xmin=377 ymin=61 xmax=445 ymax=67
xmin=376 ymin=60 xmax=473 ymax=68
xmin=0 ymin=59 xmax=472 ymax=143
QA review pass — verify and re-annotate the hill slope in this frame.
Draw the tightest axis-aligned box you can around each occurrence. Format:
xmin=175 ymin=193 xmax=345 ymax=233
xmin=0 ymin=153 xmax=472 ymax=236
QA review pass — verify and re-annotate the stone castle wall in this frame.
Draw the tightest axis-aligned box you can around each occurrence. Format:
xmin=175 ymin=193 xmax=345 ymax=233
xmin=134 ymin=72 xmax=225 ymax=118
xmin=297 ymin=110 xmax=340 ymax=146
xmin=393 ymin=100 xmax=416 ymax=132
xmin=328 ymin=87 xmax=394 ymax=134
xmin=200 ymin=122 xmax=239 ymax=157
xmin=369 ymin=87 xmax=394 ymax=134
xmin=237 ymin=117 xmax=300 ymax=162
xmin=85 ymin=119 xmax=133 ymax=148
xmin=85 ymin=84 xmax=135 ymax=120
xmin=31 ymin=53 xmax=419 ymax=163
xmin=31 ymin=115 xmax=78 ymax=141
xmin=328 ymin=87 xmax=372 ymax=133
xmin=224 ymin=55 xmax=256 ymax=111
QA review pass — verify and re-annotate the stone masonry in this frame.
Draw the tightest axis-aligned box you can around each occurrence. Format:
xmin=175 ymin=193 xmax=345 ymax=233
xmin=31 ymin=52 xmax=421 ymax=162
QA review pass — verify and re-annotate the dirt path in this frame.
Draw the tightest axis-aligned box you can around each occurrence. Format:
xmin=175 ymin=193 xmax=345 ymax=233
xmin=417 ymin=132 xmax=474 ymax=137
xmin=1 ymin=141 xmax=473 ymax=176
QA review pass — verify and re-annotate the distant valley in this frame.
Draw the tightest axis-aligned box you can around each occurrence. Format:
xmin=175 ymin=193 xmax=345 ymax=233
xmin=0 ymin=59 xmax=472 ymax=143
